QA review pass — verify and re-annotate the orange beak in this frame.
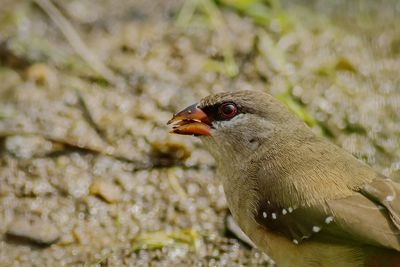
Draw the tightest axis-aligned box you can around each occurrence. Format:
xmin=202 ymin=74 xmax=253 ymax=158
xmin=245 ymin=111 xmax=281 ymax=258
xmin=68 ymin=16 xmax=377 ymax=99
xmin=167 ymin=103 xmax=211 ymax=136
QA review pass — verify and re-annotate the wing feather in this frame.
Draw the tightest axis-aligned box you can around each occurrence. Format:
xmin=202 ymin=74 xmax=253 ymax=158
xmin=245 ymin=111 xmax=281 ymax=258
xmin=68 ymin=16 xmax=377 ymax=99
xmin=361 ymin=178 xmax=400 ymax=229
xmin=255 ymin=178 xmax=400 ymax=250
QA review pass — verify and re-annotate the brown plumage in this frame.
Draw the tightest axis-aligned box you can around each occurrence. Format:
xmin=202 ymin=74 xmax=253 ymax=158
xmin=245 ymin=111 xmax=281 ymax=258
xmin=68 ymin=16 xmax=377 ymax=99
xmin=168 ymin=90 xmax=400 ymax=267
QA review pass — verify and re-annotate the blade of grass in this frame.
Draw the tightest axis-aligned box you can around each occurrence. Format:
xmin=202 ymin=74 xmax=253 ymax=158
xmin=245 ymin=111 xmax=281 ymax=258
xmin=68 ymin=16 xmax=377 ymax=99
xmin=176 ymin=0 xmax=200 ymax=27
xmin=201 ymin=0 xmax=238 ymax=77
xmin=33 ymin=0 xmax=117 ymax=85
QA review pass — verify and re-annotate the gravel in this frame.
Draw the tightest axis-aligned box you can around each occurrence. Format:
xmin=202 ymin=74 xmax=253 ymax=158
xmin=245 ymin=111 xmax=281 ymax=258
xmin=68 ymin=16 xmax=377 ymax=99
xmin=0 ymin=0 xmax=399 ymax=266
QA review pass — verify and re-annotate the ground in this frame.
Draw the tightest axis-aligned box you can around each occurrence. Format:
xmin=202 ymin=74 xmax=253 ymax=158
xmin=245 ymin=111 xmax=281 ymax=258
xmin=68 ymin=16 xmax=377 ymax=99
xmin=0 ymin=0 xmax=399 ymax=266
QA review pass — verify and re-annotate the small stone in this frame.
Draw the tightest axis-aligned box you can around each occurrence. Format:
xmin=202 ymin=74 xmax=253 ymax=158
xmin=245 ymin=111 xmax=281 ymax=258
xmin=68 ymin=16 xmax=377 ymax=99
xmin=6 ymin=215 xmax=60 ymax=246
xmin=150 ymin=141 xmax=191 ymax=167
xmin=25 ymin=63 xmax=58 ymax=87
xmin=90 ymin=180 xmax=122 ymax=203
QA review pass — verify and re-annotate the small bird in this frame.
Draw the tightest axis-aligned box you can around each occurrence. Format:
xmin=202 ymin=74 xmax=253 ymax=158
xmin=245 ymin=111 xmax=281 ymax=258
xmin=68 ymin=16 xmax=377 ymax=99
xmin=168 ymin=90 xmax=400 ymax=267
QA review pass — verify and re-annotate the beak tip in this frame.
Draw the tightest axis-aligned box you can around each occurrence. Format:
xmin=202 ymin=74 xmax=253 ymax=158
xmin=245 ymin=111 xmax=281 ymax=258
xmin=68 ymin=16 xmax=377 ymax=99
xmin=167 ymin=117 xmax=178 ymax=125
xmin=167 ymin=103 xmax=210 ymax=136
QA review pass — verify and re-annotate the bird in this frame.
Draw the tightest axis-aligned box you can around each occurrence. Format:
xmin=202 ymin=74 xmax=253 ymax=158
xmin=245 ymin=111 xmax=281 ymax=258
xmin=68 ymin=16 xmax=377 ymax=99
xmin=167 ymin=90 xmax=400 ymax=267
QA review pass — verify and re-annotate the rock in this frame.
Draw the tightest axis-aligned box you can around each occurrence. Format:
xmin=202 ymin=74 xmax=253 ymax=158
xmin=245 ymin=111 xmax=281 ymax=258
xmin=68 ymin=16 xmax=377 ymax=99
xmin=6 ymin=215 xmax=60 ymax=246
xmin=25 ymin=63 xmax=58 ymax=88
xmin=150 ymin=141 xmax=191 ymax=167
xmin=89 ymin=180 xmax=122 ymax=203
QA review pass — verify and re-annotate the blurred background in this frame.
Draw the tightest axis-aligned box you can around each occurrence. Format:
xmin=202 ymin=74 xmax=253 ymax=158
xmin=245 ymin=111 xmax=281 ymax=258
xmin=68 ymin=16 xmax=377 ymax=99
xmin=0 ymin=0 xmax=399 ymax=266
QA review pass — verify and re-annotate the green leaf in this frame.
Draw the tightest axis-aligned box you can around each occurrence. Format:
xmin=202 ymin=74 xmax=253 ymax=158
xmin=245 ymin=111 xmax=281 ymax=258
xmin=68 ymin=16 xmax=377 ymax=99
xmin=132 ymin=229 xmax=200 ymax=251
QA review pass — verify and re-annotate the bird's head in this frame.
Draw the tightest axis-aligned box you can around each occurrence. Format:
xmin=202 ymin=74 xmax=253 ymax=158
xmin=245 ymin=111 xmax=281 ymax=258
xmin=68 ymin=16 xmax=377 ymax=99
xmin=168 ymin=90 xmax=307 ymax=165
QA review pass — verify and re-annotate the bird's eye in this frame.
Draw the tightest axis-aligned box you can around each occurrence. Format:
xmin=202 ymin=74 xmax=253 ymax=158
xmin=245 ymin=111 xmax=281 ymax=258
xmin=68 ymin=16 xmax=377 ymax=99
xmin=218 ymin=103 xmax=238 ymax=119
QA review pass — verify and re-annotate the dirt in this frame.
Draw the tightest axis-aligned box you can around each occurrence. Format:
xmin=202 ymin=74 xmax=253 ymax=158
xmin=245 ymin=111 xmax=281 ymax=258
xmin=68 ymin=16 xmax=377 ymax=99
xmin=0 ymin=0 xmax=399 ymax=266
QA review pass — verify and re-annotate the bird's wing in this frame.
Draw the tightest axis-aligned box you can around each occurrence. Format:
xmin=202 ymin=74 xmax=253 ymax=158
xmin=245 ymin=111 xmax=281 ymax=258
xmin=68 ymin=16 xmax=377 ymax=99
xmin=360 ymin=178 xmax=400 ymax=229
xmin=255 ymin=179 xmax=400 ymax=250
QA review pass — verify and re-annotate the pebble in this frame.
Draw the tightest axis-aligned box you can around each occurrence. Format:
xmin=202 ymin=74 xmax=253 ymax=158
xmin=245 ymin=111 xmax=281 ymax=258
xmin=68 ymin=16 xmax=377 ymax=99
xmin=6 ymin=215 xmax=60 ymax=246
xmin=89 ymin=180 xmax=122 ymax=203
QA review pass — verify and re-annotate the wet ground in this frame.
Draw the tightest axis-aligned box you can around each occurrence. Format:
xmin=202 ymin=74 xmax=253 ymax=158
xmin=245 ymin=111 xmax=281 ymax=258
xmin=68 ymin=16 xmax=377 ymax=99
xmin=0 ymin=0 xmax=399 ymax=266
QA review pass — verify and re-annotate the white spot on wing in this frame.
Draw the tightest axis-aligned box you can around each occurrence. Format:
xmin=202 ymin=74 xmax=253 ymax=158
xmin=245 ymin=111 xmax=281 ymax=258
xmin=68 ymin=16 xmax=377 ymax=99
xmin=293 ymin=239 xmax=299 ymax=245
xmin=312 ymin=226 xmax=321 ymax=232
xmin=262 ymin=212 xmax=267 ymax=218
xmin=272 ymin=213 xmax=277 ymax=219
xmin=288 ymin=207 xmax=293 ymax=213
xmin=282 ymin=209 xmax=287 ymax=215
xmin=385 ymin=195 xmax=395 ymax=202
xmin=325 ymin=216 xmax=334 ymax=224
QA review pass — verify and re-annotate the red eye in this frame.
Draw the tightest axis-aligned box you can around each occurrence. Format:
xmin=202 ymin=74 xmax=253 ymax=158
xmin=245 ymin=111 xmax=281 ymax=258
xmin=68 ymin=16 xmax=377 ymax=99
xmin=219 ymin=103 xmax=237 ymax=119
